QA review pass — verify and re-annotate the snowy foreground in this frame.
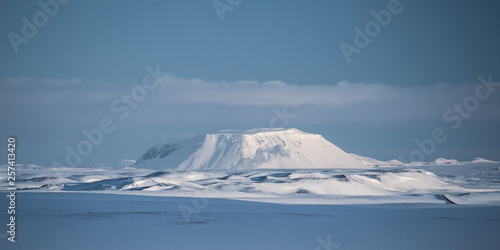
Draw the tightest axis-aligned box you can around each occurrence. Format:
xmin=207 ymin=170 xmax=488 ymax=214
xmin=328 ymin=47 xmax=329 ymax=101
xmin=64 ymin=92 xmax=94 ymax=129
xmin=1 ymin=192 xmax=500 ymax=250
xmin=1 ymin=161 xmax=500 ymax=249
xmin=3 ymin=162 xmax=500 ymax=205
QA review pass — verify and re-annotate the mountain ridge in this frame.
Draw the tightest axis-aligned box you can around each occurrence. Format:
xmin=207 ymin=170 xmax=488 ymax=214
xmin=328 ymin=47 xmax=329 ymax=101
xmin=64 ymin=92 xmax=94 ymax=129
xmin=134 ymin=128 xmax=368 ymax=170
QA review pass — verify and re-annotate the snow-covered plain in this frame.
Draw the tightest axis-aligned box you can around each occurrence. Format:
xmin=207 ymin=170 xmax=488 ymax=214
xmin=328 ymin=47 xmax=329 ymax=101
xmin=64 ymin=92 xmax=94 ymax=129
xmin=1 ymin=129 xmax=499 ymax=249
xmin=1 ymin=160 xmax=500 ymax=249
xmin=3 ymin=159 xmax=500 ymax=205
xmin=2 ymin=192 xmax=500 ymax=250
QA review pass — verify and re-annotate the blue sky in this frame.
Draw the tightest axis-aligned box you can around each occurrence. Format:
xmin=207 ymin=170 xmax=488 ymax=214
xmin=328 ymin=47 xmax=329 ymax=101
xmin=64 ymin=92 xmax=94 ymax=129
xmin=1 ymin=0 xmax=499 ymax=166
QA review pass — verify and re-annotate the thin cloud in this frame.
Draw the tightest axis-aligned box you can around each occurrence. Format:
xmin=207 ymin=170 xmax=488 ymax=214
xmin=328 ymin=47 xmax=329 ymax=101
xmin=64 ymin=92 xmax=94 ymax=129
xmin=1 ymin=75 xmax=499 ymax=129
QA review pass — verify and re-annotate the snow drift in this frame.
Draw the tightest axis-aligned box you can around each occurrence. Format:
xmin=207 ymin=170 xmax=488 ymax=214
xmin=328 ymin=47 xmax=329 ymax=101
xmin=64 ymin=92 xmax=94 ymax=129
xmin=134 ymin=128 xmax=368 ymax=170
xmin=5 ymin=163 xmax=500 ymax=205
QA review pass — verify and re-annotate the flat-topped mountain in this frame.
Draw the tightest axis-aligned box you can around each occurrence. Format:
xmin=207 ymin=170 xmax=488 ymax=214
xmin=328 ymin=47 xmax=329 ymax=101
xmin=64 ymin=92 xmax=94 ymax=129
xmin=134 ymin=128 xmax=368 ymax=170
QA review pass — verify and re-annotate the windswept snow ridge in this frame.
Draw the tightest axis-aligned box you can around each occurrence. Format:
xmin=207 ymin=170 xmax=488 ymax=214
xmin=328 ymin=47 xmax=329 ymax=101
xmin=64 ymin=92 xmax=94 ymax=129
xmin=135 ymin=128 xmax=368 ymax=170
xmin=4 ymin=162 xmax=500 ymax=205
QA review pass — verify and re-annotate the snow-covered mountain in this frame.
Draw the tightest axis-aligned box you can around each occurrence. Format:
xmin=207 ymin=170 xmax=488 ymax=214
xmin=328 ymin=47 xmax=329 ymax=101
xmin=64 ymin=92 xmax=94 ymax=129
xmin=349 ymin=153 xmax=403 ymax=168
xmin=134 ymin=128 xmax=368 ymax=170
